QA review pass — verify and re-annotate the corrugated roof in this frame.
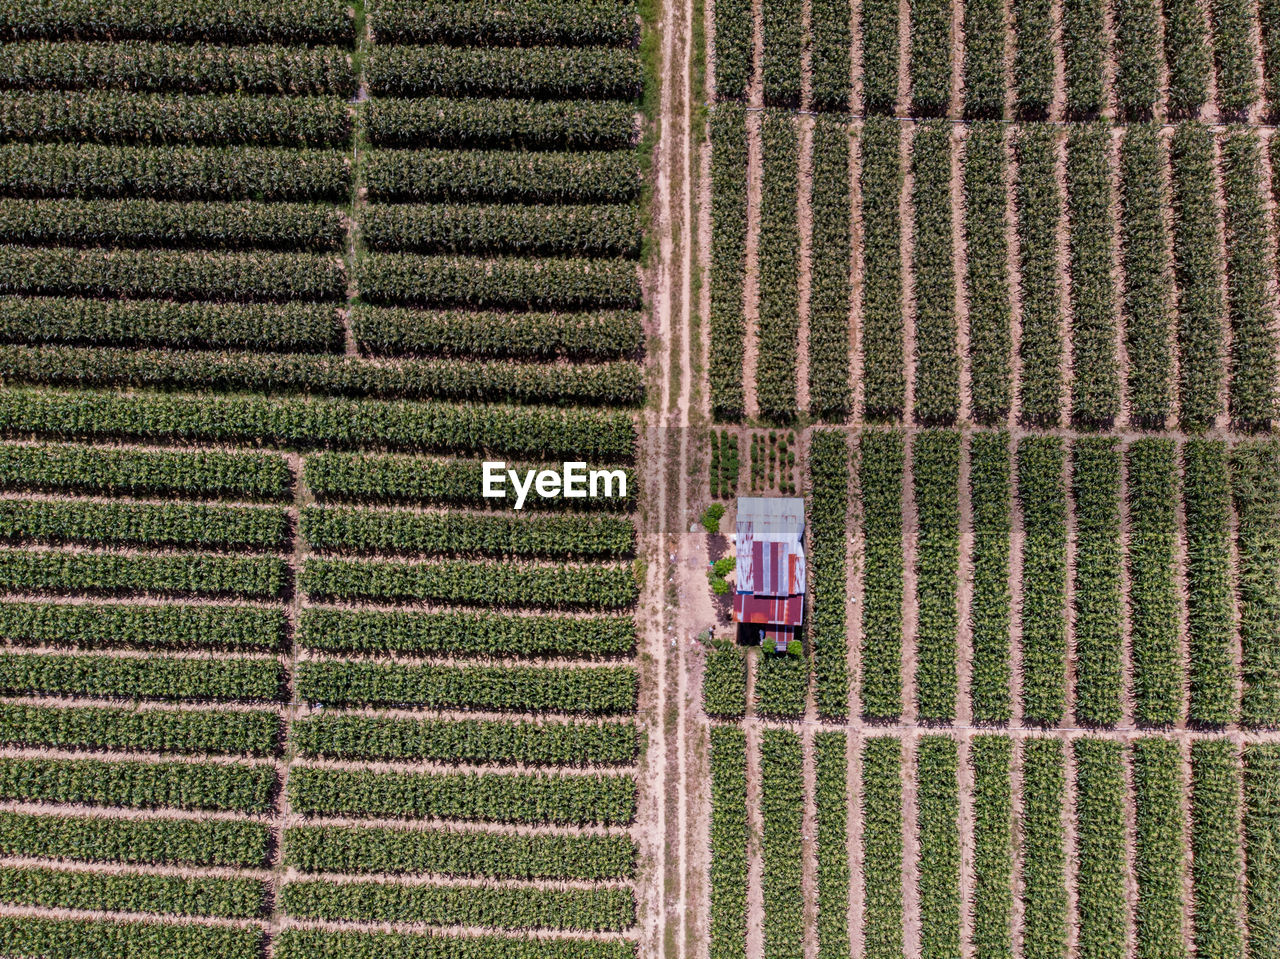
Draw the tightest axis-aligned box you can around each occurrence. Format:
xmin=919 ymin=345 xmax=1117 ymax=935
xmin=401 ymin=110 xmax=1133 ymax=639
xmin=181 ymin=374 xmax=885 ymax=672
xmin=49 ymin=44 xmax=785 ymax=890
xmin=734 ymin=497 xmax=805 ymax=627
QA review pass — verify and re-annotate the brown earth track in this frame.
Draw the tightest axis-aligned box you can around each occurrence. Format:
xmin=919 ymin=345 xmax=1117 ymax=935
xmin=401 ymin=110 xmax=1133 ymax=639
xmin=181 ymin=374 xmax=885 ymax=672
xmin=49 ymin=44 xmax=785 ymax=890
xmin=849 ymin=124 xmax=867 ymax=427
xmin=901 ymin=421 xmax=920 ymax=726
xmin=1117 ymin=442 xmax=1136 ymax=730
xmin=798 ymin=116 xmax=815 ymax=418
xmin=902 ymin=121 xmax=919 ymax=426
xmin=954 ymin=125 xmax=973 ymax=426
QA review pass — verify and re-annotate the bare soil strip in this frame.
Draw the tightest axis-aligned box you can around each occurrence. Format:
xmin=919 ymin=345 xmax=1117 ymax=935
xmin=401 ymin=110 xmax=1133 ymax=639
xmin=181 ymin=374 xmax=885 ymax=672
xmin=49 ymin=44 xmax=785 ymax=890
xmin=954 ymin=126 xmax=973 ymax=426
xmin=1008 ymin=431 xmax=1027 ymax=728
xmin=956 ymin=735 xmax=978 ymax=959
xmin=949 ymin=0 xmax=966 ymax=120
xmin=1121 ymin=736 xmax=1139 ymax=959
xmin=802 ymin=726 xmax=820 ymax=959
xmin=746 ymin=723 xmax=766 ymax=959
xmin=1212 ymin=133 xmax=1233 ymax=432
xmin=849 ymin=124 xmax=867 ymax=428
xmin=1010 ymin=736 xmax=1028 ymax=959
xmin=1063 ymin=447 xmax=1079 ymax=728
xmin=957 ymin=413 xmax=977 ymax=730
xmin=901 ymin=425 xmax=920 ymax=726
xmin=902 ymin=121 xmax=919 ymax=425
xmin=1053 ymin=128 xmax=1074 ymax=430
xmin=901 ymin=734 xmax=922 ymax=959
xmin=1061 ymin=733 xmax=1081 ymax=959
xmin=847 ymin=732 xmax=865 ymax=959
xmin=1049 ymin=0 xmax=1067 ymax=121
xmin=1109 ymin=128 xmax=1131 ymax=431
xmin=798 ymin=116 xmax=815 ymax=417
xmin=1007 ymin=129 xmax=1026 ymax=428
xmin=1118 ymin=440 xmax=1137 ymax=730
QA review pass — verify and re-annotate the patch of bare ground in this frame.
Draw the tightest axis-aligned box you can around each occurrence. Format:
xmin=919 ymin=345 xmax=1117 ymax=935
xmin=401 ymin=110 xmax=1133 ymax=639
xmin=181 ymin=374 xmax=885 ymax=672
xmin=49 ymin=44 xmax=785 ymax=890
xmin=1178 ymin=739 xmax=1195 ymax=957
xmin=1001 ymin=0 xmax=1016 ymax=121
xmin=1060 ymin=732 xmax=1081 ymax=959
xmin=278 ymin=917 xmax=636 ymax=940
xmin=957 ymin=434 xmax=975 ymax=729
xmin=802 ymin=727 xmax=819 ymax=959
xmin=1173 ymin=450 xmax=1192 ymax=728
xmin=901 ymin=734 xmax=922 ymax=959
xmin=956 ymin=735 xmax=977 ymax=959
xmin=1008 ymin=431 xmax=1027 ymax=727
xmin=1007 ymin=128 xmax=1026 ymax=428
xmin=797 ymin=115 xmax=814 ymax=418
xmin=1121 ymin=734 xmax=1139 ymax=959
xmin=949 ymin=0 xmax=966 ymax=120
xmin=1247 ymin=0 xmax=1268 ymax=123
xmin=902 ymin=121 xmax=918 ymax=425
xmin=954 ymin=126 xmax=972 ymax=427
xmin=1110 ymin=127 xmax=1131 ymax=432
xmin=850 ymin=125 xmax=867 ymax=427
xmin=0 ymin=904 xmax=265 ymax=929
xmin=1063 ymin=443 xmax=1079 ymax=728
xmin=743 ymin=105 xmax=764 ymax=423
xmin=895 ymin=0 xmax=910 ymax=115
xmin=848 ymin=434 xmax=864 ymax=723
xmin=1117 ymin=444 xmax=1136 ymax=730
xmin=1226 ymin=458 xmax=1244 ymax=721
xmin=1053 ymin=127 xmax=1073 ymax=431
xmin=1009 ymin=736 xmax=1027 ymax=959
xmin=849 ymin=0 xmax=863 ymax=114
xmin=846 ymin=732 xmax=863 ymax=959
xmin=1212 ymin=128 xmax=1233 ymax=432
xmin=1159 ymin=125 xmax=1179 ymax=432
xmin=745 ymin=723 xmax=765 ymax=959
xmin=1049 ymin=0 xmax=1067 ymax=121
xmin=1100 ymin=0 xmax=1118 ymax=120
xmin=901 ymin=425 xmax=920 ymax=725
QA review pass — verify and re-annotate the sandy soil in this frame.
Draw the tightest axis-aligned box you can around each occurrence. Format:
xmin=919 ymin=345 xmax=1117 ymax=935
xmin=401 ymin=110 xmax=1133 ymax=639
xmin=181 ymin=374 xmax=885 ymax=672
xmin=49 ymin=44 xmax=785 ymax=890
xmin=797 ymin=116 xmax=814 ymax=418
xmin=954 ymin=126 xmax=973 ymax=426
xmin=849 ymin=126 xmax=867 ymax=426
xmin=956 ymin=435 xmax=976 ymax=728
xmin=901 ymin=426 xmax=920 ymax=725
xmin=1117 ymin=444 xmax=1136 ymax=730
xmin=1053 ymin=128 xmax=1074 ymax=431
xmin=901 ymin=122 xmax=919 ymax=425
xmin=1062 ymin=440 xmax=1079 ymax=728
xmin=1007 ymin=127 xmax=1026 ymax=428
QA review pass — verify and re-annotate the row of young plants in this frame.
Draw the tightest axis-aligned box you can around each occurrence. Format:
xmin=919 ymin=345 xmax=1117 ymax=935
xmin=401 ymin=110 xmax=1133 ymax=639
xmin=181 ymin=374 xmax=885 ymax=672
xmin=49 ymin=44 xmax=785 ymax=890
xmin=1 ymin=91 xmax=351 ymax=147
xmin=0 ymin=916 xmax=262 ymax=959
xmin=1231 ymin=440 xmax=1280 ymax=727
xmin=1021 ymin=738 xmax=1067 ymax=959
xmin=1114 ymin=0 xmax=1161 ymax=117
xmin=762 ymin=0 xmax=802 ymax=107
xmin=1244 ymin=743 xmax=1280 ymax=958
xmin=0 ymin=297 xmax=343 ymax=354
xmin=304 ymin=453 xmax=635 ymax=511
xmin=0 ymin=549 xmax=288 ymax=600
xmin=0 ymin=865 xmax=265 ymax=919
xmin=0 ymin=197 xmax=345 ymax=251
xmin=809 ymin=431 xmax=849 ymax=718
xmin=964 ymin=123 xmax=1011 ymax=423
xmin=0 ymin=142 xmax=351 ymax=202
xmin=861 ymin=431 xmax=904 ymax=719
xmin=709 ymin=727 xmax=748 ymax=959
xmin=1215 ymin=0 xmax=1260 ymax=115
xmin=367 ymin=0 xmax=638 ymax=48
xmin=809 ymin=119 xmax=852 ymax=419
xmin=970 ymin=736 xmax=1012 ymax=959
xmin=292 ymin=715 xmax=639 ymax=766
xmin=815 ymin=733 xmax=849 ymax=959
xmin=861 ymin=0 xmax=899 ymax=114
xmin=286 ymin=766 xmax=636 ymax=825
xmin=701 ymin=643 xmax=746 ymax=719
xmin=1131 ymin=737 xmax=1185 ymax=959
xmin=761 ymin=730 xmax=804 ymax=959
xmin=911 ymin=122 xmax=957 ymax=424
xmin=280 ymin=880 xmax=634 ymax=931
xmin=910 ymin=0 xmax=952 ymax=116
xmin=713 ymin=0 xmax=751 ymax=100
xmin=0 ymin=651 xmax=286 ymax=702
xmin=970 ymin=433 xmax=1012 ymax=724
xmin=1015 ymin=126 xmax=1062 ymax=425
xmin=963 ymin=0 xmax=1003 ymax=117
xmin=756 ymin=113 xmax=799 ymax=422
xmin=0 ymin=809 xmax=270 ymax=868
xmin=917 ymin=737 xmax=960 ymax=959
xmin=861 ymin=118 xmax=904 ymax=420
xmin=811 ymin=0 xmax=852 ymax=111
xmin=914 ymin=431 xmax=960 ymax=722
xmin=295 ymin=660 xmax=638 ymax=715
xmin=1062 ymin=0 xmax=1106 ymax=116
xmin=0 ymin=702 xmax=279 ymax=756
xmin=0 ymin=599 xmax=284 ymax=650
xmin=0 ymin=388 xmax=638 ymax=459
xmin=710 ymin=106 xmax=747 ymax=420
xmin=298 ymin=608 xmax=634 ymax=658
xmin=1190 ymin=740 xmax=1244 ymax=959
xmin=0 ymin=41 xmax=356 ymax=97
xmin=364 ymin=147 xmax=641 ymax=205
xmin=0 ymin=755 xmax=276 ymax=813
xmin=754 ymin=649 xmax=808 ymax=719
xmin=286 ymin=821 xmax=634 ymax=881
xmin=365 ymin=97 xmax=634 ymax=151
xmin=1012 ymin=0 xmax=1054 ymax=116
xmin=275 ymin=929 xmax=635 ymax=959
xmin=1071 ymin=439 xmax=1124 ymax=726
xmin=365 ymin=45 xmax=640 ymax=101
xmin=353 ymin=306 xmax=642 ymax=361
xmin=1018 ymin=438 xmax=1067 ymax=725
xmin=301 ymin=556 xmax=637 ymax=609
xmin=1073 ymin=739 xmax=1128 ymax=959
xmin=0 ymin=344 xmax=644 ymax=407
xmin=1167 ymin=0 xmax=1211 ymax=115
xmin=863 ymin=737 xmax=903 ymax=959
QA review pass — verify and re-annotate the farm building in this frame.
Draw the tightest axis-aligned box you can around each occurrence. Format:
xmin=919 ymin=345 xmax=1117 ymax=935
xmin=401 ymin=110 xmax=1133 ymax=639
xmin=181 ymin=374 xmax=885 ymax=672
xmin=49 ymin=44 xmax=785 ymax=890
xmin=733 ymin=497 xmax=806 ymax=650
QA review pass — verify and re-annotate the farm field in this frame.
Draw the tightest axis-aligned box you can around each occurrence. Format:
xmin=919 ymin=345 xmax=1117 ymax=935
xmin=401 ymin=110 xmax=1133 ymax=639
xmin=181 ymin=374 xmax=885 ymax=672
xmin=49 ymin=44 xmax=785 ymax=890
xmin=0 ymin=0 xmax=654 ymax=956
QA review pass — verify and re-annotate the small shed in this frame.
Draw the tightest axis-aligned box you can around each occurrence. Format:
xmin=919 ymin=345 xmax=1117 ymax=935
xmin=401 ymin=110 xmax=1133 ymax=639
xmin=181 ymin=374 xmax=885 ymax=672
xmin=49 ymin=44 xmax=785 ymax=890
xmin=733 ymin=497 xmax=805 ymax=650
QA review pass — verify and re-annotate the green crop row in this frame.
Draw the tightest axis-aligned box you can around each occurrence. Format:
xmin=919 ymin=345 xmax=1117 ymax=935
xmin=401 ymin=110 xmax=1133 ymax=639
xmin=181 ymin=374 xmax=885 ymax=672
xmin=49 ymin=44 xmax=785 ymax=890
xmin=1132 ymin=738 xmax=1185 ymax=959
xmin=1120 ymin=124 xmax=1173 ymax=425
xmin=365 ymin=148 xmax=641 ymax=205
xmin=292 ymin=715 xmax=639 ymax=766
xmin=0 ymin=497 xmax=289 ymax=552
xmin=1170 ymin=122 xmax=1225 ymax=431
xmin=301 ymin=556 xmax=637 ymax=609
xmin=709 ymin=106 xmax=747 ymax=420
xmin=0 ymin=548 xmax=287 ymax=600
xmin=361 ymin=202 xmax=639 ymax=259
xmin=0 ymin=40 xmax=355 ymax=97
xmin=1 ymin=91 xmax=349 ymax=147
xmin=1185 ymin=439 xmax=1237 ymax=725
xmin=1128 ymin=440 xmax=1183 ymax=727
xmin=1015 ymin=126 xmax=1062 ymax=425
xmin=1244 ymin=743 xmax=1280 ymax=957
xmin=811 ymin=0 xmax=851 ymax=111
xmin=1114 ymin=0 xmax=1161 ymax=116
xmin=1074 ymin=739 xmax=1128 ymax=958
xmin=287 ymin=765 xmax=636 ymax=826
xmin=0 ymin=297 xmax=343 ymax=354
xmin=1191 ymin=740 xmax=1244 ymax=959
xmin=304 ymin=452 xmax=635 ymax=511
xmin=0 ymin=142 xmax=351 ymax=202
xmin=0 ymin=245 xmax=345 ymax=302
xmin=810 ymin=430 xmax=849 ymax=718
xmin=861 ymin=0 xmax=899 ymax=114
xmin=964 ymin=123 xmax=1012 ymax=424
xmin=762 ymin=0 xmax=802 ymax=106
xmin=918 ymin=737 xmax=960 ymax=959
xmin=709 ymin=727 xmax=748 ymax=959
xmin=910 ymin=0 xmax=952 ymax=115
xmin=275 ymin=929 xmax=634 ymax=959
xmin=702 ymin=642 xmax=746 ymax=719
xmin=1021 ymin=739 xmax=1067 ymax=959
xmin=754 ymin=649 xmax=808 ymax=719
xmin=1066 ymin=125 xmax=1119 ymax=426
xmin=815 ymin=733 xmax=849 ymax=959
xmin=352 ymin=306 xmax=642 ymax=361
xmin=0 ymin=599 xmax=285 ymax=651
xmin=358 ymin=253 xmax=639 ymax=311
xmin=1231 ymin=440 xmax=1280 ymax=726
xmin=861 ymin=430 xmax=904 ymax=720
xmin=0 ymin=865 xmax=265 ymax=919
xmin=281 ymin=879 xmax=633 ymax=931
xmin=912 ymin=121 xmax=957 ymax=424
xmin=971 ymin=736 xmax=1013 ymax=959
xmin=863 ymin=737 xmax=903 ymax=959
xmin=761 ymin=730 xmax=803 ymax=959
xmin=295 ymin=660 xmax=637 ymax=715
xmin=809 ymin=119 xmax=852 ymax=420
xmin=1062 ymin=0 xmax=1105 ymax=115
xmin=756 ymin=112 xmax=799 ymax=422
xmin=0 ymin=916 xmax=262 ymax=959
xmin=0 ymin=196 xmax=344 ymax=251
xmin=0 ymin=440 xmax=293 ymax=502
xmin=0 ymin=808 xmax=269 ymax=867
xmin=1221 ymin=131 xmax=1277 ymax=428
xmin=970 ymin=432 xmax=1012 ymax=724
xmin=1071 ymin=438 xmax=1123 ymax=726
xmin=0 ymin=651 xmax=285 ymax=702
xmin=368 ymin=0 xmax=638 ymax=48
xmin=303 ymin=507 xmax=634 ymax=559
xmin=1167 ymin=0 xmax=1211 ymax=115
xmin=298 ymin=608 xmax=634 ymax=658
xmin=286 ymin=821 xmax=634 ymax=881
xmin=0 ymin=755 xmax=275 ymax=813
xmin=963 ymin=0 xmax=1005 ymax=117
xmin=1018 ymin=437 xmax=1067 ymax=725
xmin=914 ymin=431 xmax=959 ymax=722
xmin=714 ymin=0 xmax=752 ymax=99
xmin=1012 ymin=0 xmax=1054 ymax=115
xmin=1266 ymin=0 xmax=1280 ymax=114
xmin=0 ymin=388 xmax=637 ymax=460
xmin=366 ymin=97 xmax=634 ymax=151
xmin=862 ymin=117 xmax=905 ymax=420
xmin=3 ymin=0 xmax=354 ymax=45
xmin=1213 ymin=0 xmax=1260 ymax=114
xmin=0 ymin=702 xmax=278 ymax=756
xmin=366 ymin=45 xmax=640 ymax=101
xmin=0 ymin=343 xmax=644 ymax=407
